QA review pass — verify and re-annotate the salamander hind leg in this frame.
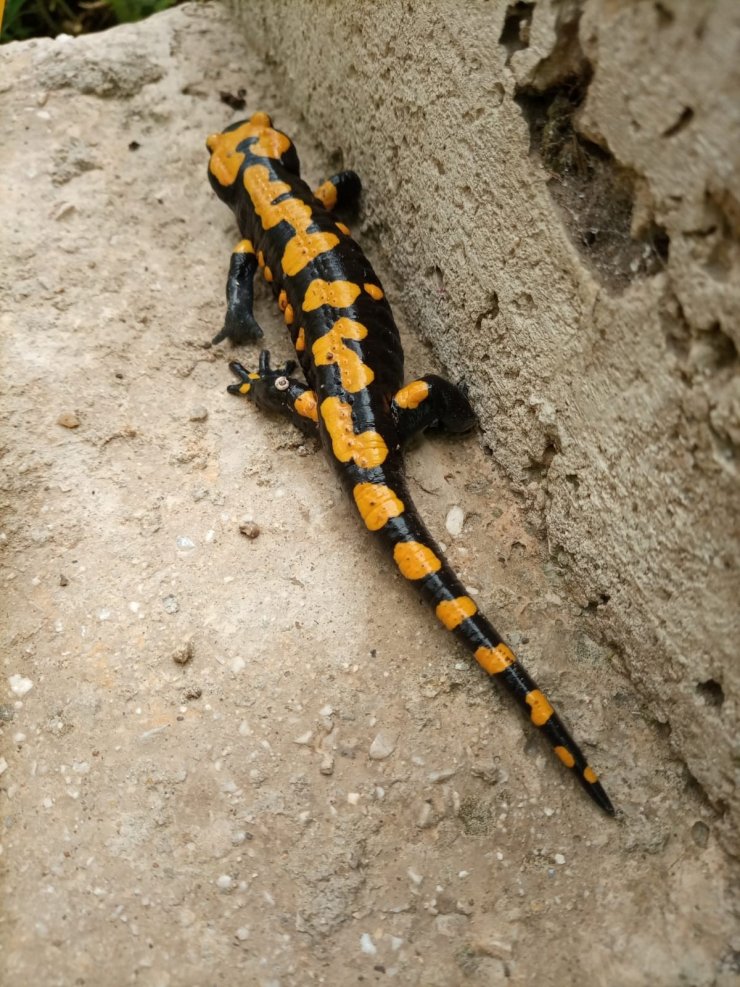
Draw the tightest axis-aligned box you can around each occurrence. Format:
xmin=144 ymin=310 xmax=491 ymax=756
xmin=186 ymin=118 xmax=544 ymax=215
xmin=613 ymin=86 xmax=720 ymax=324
xmin=227 ymin=351 xmax=319 ymax=437
xmin=392 ymin=374 xmax=477 ymax=445
xmin=212 ymin=239 xmax=265 ymax=346
xmin=314 ymin=170 xmax=362 ymax=213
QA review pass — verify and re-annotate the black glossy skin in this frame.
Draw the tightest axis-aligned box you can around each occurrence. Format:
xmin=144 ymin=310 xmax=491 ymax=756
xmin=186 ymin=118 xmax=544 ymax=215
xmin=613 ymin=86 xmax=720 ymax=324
xmin=206 ymin=112 xmax=615 ymax=816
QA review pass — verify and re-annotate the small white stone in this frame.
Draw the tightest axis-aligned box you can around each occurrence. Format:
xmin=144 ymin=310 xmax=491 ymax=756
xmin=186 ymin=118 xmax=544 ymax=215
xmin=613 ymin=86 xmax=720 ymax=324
xmin=0 ymin=758 xmax=8 ymax=776
xmin=318 ymin=704 xmax=333 ymax=717
xmin=458 ymin=870 xmax=469 ymax=879
xmin=543 ymin=807 xmax=555 ymax=817
xmin=293 ymin=731 xmax=313 ymax=745
xmin=319 ymin=754 xmax=335 ymax=776
xmin=554 ymin=853 xmax=566 ymax=865
xmin=360 ymin=933 xmax=377 ymax=955
xmin=230 ymin=656 xmax=246 ymax=673
xmin=369 ymin=730 xmax=396 ymax=760
xmin=13 ymin=733 xmax=26 ymax=744
xmin=445 ymin=505 xmax=465 ymax=537
xmin=235 ymin=926 xmax=249 ymax=941
xmin=72 ymin=761 xmax=90 ymax=774
xmin=176 ymin=536 xmax=196 ymax=551
xmin=216 ymin=874 xmax=234 ymax=891
xmin=407 ymin=867 xmax=423 ymax=886
xmin=238 ymin=721 xmax=252 ymax=736
xmin=347 ymin=792 xmax=361 ymax=805
xmin=8 ymin=675 xmax=33 ymax=697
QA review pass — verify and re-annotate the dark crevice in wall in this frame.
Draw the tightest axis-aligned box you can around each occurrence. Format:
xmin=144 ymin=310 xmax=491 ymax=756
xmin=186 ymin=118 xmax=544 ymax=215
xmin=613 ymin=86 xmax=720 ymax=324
xmin=508 ymin=9 xmax=671 ymax=292
xmin=696 ymin=678 xmax=725 ymax=709
xmin=475 ymin=292 xmax=499 ymax=331
xmin=523 ymin=439 xmax=559 ymax=481
xmin=499 ymin=2 xmax=535 ymax=62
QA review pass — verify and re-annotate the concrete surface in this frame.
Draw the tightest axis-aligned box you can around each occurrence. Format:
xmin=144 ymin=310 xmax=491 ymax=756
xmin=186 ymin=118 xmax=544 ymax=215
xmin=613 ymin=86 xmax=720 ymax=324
xmin=229 ymin=0 xmax=740 ymax=850
xmin=0 ymin=3 xmax=738 ymax=985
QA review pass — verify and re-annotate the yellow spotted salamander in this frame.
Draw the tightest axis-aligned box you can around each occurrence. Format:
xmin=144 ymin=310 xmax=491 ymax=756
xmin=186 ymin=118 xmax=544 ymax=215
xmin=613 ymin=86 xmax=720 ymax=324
xmin=206 ymin=111 xmax=614 ymax=815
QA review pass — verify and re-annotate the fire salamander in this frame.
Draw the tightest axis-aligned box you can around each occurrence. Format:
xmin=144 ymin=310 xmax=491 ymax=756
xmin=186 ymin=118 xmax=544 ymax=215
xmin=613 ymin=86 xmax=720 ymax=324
xmin=206 ymin=111 xmax=614 ymax=815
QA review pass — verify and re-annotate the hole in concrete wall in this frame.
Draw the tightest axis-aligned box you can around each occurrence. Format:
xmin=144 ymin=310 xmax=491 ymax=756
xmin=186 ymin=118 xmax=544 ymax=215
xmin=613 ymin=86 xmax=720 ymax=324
xmin=475 ymin=292 xmax=500 ymax=331
xmin=582 ymin=593 xmax=610 ymax=614
xmin=425 ymin=265 xmax=446 ymax=299
xmin=523 ymin=440 xmax=558 ymax=480
xmin=696 ymin=678 xmax=725 ymax=708
xmin=512 ymin=12 xmax=671 ymax=292
xmin=654 ymin=2 xmax=674 ymax=28
xmin=499 ymin=2 xmax=535 ymax=60
xmin=516 ymin=79 xmax=670 ymax=290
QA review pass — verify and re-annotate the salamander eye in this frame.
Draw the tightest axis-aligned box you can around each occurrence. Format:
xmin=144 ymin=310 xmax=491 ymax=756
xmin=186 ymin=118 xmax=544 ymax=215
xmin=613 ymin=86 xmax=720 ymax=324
xmin=274 ymin=376 xmax=290 ymax=391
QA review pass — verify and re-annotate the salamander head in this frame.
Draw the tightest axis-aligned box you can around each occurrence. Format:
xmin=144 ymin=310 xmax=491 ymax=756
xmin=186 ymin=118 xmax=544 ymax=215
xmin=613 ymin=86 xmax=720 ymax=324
xmin=206 ymin=111 xmax=300 ymax=202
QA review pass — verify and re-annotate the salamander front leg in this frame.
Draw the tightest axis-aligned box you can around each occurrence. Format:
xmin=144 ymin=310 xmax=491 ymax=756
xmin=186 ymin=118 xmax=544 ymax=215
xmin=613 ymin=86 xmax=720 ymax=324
xmin=228 ymin=350 xmax=319 ymax=437
xmin=212 ymin=239 xmax=265 ymax=346
xmin=392 ymin=374 xmax=477 ymax=445
xmin=314 ymin=170 xmax=362 ymax=212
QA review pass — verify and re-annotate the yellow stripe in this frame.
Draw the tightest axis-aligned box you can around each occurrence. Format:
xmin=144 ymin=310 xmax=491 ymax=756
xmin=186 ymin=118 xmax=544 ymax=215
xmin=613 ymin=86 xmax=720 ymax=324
xmin=583 ymin=766 xmax=598 ymax=784
xmin=353 ymin=483 xmax=404 ymax=531
xmin=393 ymin=541 xmax=442 ymax=580
xmin=435 ymin=596 xmax=477 ymax=630
xmin=554 ymin=746 xmax=575 ymax=768
xmin=526 ymin=690 xmax=554 ymax=726
xmin=474 ymin=643 xmax=515 ymax=675
xmin=302 ymin=279 xmax=361 ymax=312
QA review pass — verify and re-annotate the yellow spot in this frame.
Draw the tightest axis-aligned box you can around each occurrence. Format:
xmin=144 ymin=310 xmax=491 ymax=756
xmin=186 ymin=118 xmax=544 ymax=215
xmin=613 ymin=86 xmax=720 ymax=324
xmin=526 ymin=690 xmax=554 ymax=727
xmin=554 ymin=746 xmax=576 ymax=768
xmin=207 ymin=117 xmax=291 ymax=186
xmin=234 ymin=239 xmax=255 ymax=255
xmin=284 ymin=304 xmax=294 ymax=325
xmin=282 ymin=231 xmax=340 ymax=277
xmin=320 ymin=396 xmax=388 ymax=468
xmin=244 ymin=164 xmax=305 ymax=230
xmin=294 ymin=390 xmax=318 ymax=423
xmin=295 ymin=326 xmax=306 ymax=352
xmin=435 ymin=596 xmax=477 ymax=630
xmin=302 ymin=279 xmax=361 ymax=312
xmin=257 ymin=251 xmax=265 ymax=268
xmin=239 ymin=382 xmax=251 ymax=394
xmin=393 ymin=541 xmax=442 ymax=580
xmin=336 ymin=221 xmax=351 ymax=235
xmin=353 ymin=483 xmax=404 ymax=531
xmin=394 ymin=380 xmax=430 ymax=410
xmin=278 ymin=289 xmax=288 ymax=312
xmin=583 ymin=766 xmax=598 ymax=784
xmin=314 ymin=179 xmax=338 ymax=210
xmin=264 ymin=266 xmax=273 ymax=282
xmin=474 ymin=643 xmax=515 ymax=675
xmin=312 ymin=318 xmax=375 ymax=392
xmin=363 ymin=283 xmax=384 ymax=300
xmin=248 ymin=372 xmax=260 ymax=380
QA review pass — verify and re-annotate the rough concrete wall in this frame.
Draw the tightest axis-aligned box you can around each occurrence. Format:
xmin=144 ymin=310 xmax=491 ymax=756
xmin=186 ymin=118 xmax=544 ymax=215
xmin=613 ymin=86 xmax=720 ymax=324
xmin=230 ymin=0 xmax=740 ymax=840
